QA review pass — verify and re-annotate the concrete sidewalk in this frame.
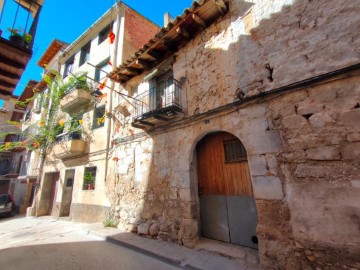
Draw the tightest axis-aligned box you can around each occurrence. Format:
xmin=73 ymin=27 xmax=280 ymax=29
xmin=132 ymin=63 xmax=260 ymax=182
xmin=79 ymin=220 xmax=260 ymax=270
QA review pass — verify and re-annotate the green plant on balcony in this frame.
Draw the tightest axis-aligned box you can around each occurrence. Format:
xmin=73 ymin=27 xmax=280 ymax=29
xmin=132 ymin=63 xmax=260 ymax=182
xmin=8 ymin=28 xmax=32 ymax=46
xmin=66 ymin=72 xmax=90 ymax=93
xmin=83 ymin=172 xmax=95 ymax=190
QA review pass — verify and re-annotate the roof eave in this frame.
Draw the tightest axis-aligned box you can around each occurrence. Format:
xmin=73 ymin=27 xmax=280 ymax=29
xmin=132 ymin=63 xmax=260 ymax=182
xmin=108 ymin=0 xmax=229 ymax=84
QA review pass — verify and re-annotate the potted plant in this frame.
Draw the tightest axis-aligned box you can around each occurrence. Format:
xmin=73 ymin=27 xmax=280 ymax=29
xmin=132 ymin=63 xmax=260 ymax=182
xmin=8 ymin=28 xmax=32 ymax=48
xmin=83 ymin=172 xmax=95 ymax=190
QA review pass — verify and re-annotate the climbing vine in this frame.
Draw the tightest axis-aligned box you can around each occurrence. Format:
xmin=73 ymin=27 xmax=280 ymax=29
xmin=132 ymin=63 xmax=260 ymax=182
xmin=0 ymin=71 xmax=89 ymax=153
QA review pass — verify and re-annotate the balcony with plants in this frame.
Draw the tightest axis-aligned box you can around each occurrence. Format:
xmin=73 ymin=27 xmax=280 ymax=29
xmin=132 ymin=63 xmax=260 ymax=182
xmin=53 ymin=118 xmax=87 ymax=159
xmin=0 ymin=0 xmax=44 ymax=98
xmin=132 ymin=77 xmax=183 ymax=129
xmin=60 ymin=73 xmax=92 ymax=114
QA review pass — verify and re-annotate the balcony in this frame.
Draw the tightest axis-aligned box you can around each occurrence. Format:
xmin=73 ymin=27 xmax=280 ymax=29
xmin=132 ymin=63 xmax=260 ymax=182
xmin=60 ymin=88 xmax=91 ymax=114
xmin=4 ymin=134 xmax=27 ymax=152
xmin=132 ymin=79 xmax=183 ymax=128
xmin=0 ymin=0 xmax=43 ymax=99
xmin=53 ymin=132 xmax=86 ymax=159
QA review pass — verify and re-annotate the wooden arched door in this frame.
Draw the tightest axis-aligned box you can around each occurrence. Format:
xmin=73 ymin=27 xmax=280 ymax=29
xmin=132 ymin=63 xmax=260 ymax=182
xmin=196 ymin=132 xmax=258 ymax=249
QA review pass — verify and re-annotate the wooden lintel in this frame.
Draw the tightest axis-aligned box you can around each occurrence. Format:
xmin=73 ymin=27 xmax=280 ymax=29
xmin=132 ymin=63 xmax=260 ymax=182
xmin=213 ymin=0 xmax=228 ymax=14
xmin=153 ymin=114 xmax=170 ymax=122
xmin=176 ymin=27 xmax=190 ymax=40
xmin=192 ymin=14 xmax=206 ymax=29
xmin=161 ymin=39 xmax=177 ymax=52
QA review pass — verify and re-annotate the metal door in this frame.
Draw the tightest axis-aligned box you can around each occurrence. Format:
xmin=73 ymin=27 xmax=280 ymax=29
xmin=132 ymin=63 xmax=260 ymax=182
xmin=197 ymin=132 xmax=258 ymax=249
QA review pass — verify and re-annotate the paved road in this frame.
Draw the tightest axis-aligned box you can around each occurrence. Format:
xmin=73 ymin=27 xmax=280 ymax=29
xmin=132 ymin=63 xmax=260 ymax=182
xmin=0 ymin=216 xmax=181 ymax=270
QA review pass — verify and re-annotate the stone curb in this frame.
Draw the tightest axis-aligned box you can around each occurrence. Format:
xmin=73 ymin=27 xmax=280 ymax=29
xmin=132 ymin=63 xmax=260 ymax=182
xmin=86 ymin=229 xmax=202 ymax=270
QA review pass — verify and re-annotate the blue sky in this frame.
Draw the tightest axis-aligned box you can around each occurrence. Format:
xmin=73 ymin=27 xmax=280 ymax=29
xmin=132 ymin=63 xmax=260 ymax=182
xmin=0 ymin=0 xmax=194 ymax=107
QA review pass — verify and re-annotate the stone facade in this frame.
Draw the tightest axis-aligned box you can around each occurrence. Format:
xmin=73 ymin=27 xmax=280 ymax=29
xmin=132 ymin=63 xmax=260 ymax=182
xmin=105 ymin=0 xmax=360 ymax=269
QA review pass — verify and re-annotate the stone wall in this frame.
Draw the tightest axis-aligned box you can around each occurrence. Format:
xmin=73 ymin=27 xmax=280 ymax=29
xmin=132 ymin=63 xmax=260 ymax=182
xmin=174 ymin=0 xmax=360 ymax=115
xmin=106 ymin=0 xmax=360 ymax=269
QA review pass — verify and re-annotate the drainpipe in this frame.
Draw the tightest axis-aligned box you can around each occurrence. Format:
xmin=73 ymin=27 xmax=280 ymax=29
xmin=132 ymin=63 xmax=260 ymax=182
xmin=104 ymin=3 xmax=122 ymax=183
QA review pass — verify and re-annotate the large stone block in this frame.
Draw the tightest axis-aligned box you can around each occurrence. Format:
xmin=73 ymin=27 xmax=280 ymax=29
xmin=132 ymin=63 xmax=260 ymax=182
xmin=248 ymin=155 xmax=268 ymax=176
xmin=296 ymin=100 xmax=323 ymax=116
xmin=252 ymin=176 xmax=284 ymax=200
xmin=247 ymin=130 xmax=283 ymax=155
xmin=305 ymin=146 xmax=340 ymax=161
xmin=309 ymin=111 xmax=335 ymax=128
xmin=341 ymin=142 xmax=360 ymax=160
xmin=338 ymin=109 xmax=360 ymax=132
xmin=294 ymin=164 xmax=328 ymax=178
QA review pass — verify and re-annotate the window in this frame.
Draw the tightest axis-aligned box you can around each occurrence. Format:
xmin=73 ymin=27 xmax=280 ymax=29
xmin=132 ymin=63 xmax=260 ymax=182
xmin=95 ymin=59 xmax=111 ymax=82
xmin=64 ymin=56 xmax=74 ymax=78
xmin=223 ymin=140 xmax=247 ymax=162
xmin=149 ymin=69 xmax=175 ymax=110
xmin=79 ymin=42 xmax=91 ymax=66
xmin=83 ymin=167 xmax=96 ymax=190
xmin=98 ymin=24 xmax=111 ymax=44
xmin=92 ymin=105 xmax=106 ymax=129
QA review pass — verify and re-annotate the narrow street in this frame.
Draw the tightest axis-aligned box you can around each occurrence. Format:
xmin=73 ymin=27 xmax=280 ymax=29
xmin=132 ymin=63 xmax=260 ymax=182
xmin=0 ymin=216 xmax=181 ymax=270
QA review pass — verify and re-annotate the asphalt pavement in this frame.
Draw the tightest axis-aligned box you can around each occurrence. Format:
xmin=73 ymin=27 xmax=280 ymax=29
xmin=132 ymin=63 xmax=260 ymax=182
xmin=0 ymin=215 xmax=260 ymax=270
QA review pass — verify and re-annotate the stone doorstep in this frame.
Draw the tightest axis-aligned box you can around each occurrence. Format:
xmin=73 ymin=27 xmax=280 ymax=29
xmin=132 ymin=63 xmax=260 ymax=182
xmin=84 ymin=225 xmax=260 ymax=270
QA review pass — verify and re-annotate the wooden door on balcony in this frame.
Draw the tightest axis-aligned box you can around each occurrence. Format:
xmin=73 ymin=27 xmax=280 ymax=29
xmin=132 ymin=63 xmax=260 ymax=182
xmin=196 ymin=132 xmax=258 ymax=249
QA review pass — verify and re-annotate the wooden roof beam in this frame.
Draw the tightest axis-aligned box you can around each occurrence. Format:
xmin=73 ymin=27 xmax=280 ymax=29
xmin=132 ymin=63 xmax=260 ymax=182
xmin=126 ymin=67 xmax=142 ymax=75
xmin=136 ymin=59 xmax=152 ymax=69
xmin=161 ymin=39 xmax=177 ymax=52
xmin=0 ymin=55 xmax=26 ymax=69
xmin=214 ymin=0 xmax=228 ymax=14
xmin=0 ymin=68 xmax=21 ymax=80
xmin=0 ymin=79 xmax=16 ymax=88
xmin=116 ymin=74 xmax=130 ymax=81
xmin=147 ymin=50 xmax=163 ymax=61
xmin=176 ymin=27 xmax=190 ymax=40
xmin=192 ymin=14 xmax=206 ymax=29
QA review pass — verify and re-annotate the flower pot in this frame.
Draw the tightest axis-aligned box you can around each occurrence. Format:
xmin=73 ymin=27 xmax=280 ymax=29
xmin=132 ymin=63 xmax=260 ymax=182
xmin=9 ymin=35 xmax=28 ymax=48
xmin=87 ymin=183 xmax=94 ymax=190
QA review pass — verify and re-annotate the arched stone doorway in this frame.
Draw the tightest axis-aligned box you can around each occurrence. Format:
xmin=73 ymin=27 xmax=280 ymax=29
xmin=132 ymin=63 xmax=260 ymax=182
xmin=196 ymin=131 xmax=258 ymax=249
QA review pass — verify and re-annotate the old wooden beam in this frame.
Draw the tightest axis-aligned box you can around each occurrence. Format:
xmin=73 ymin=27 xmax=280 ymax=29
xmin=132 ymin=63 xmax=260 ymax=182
xmin=116 ymin=74 xmax=130 ymax=81
xmin=0 ymin=79 xmax=17 ymax=88
xmin=136 ymin=59 xmax=152 ymax=69
xmin=147 ymin=50 xmax=163 ymax=61
xmin=213 ymin=0 xmax=228 ymax=14
xmin=161 ymin=39 xmax=177 ymax=52
xmin=126 ymin=67 xmax=142 ymax=75
xmin=192 ymin=14 xmax=206 ymax=29
xmin=0 ymin=67 xmax=21 ymax=80
xmin=0 ymin=55 xmax=26 ymax=69
xmin=176 ymin=27 xmax=190 ymax=40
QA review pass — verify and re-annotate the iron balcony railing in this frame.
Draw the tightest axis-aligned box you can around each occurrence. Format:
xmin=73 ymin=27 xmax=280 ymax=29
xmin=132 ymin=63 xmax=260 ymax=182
xmin=0 ymin=0 xmax=43 ymax=50
xmin=55 ymin=132 xmax=82 ymax=143
xmin=134 ymin=78 xmax=182 ymax=118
